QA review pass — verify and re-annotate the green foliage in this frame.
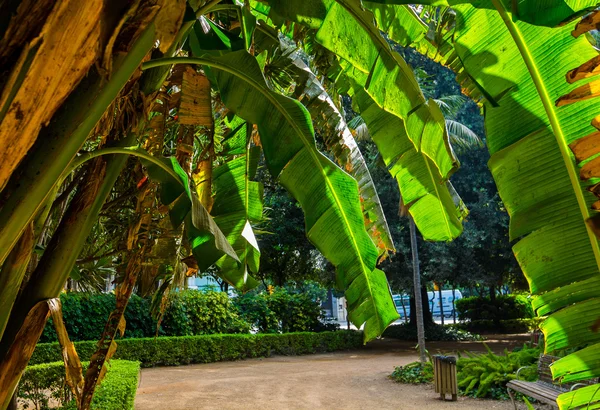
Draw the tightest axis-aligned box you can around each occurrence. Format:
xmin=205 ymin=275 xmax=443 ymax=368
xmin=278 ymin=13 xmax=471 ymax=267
xmin=457 ymin=345 xmax=540 ymax=399
xmin=40 ymin=292 xmax=158 ymax=343
xmin=41 ymin=290 xmax=251 ymax=342
xmin=454 ymin=318 xmax=543 ymax=334
xmin=175 ymin=47 xmax=400 ymax=341
xmin=19 ymin=360 xmax=140 ymax=410
xmin=456 ymin=294 xmax=534 ymax=322
xmin=29 ymin=331 xmax=362 ymax=368
xmin=390 ymin=361 xmax=434 ymax=384
xmin=41 ymin=289 xmax=332 ymax=343
xmin=233 ymin=287 xmax=336 ymax=333
xmin=161 ymin=290 xmax=251 ymax=336
xmin=382 ymin=322 xmax=482 ymax=341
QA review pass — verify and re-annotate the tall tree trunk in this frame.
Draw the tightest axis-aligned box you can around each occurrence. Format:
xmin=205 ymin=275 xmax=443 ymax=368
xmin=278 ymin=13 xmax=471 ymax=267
xmin=409 ymin=286 xmax=434 ymax=326
xmin=438 ymin=286 xmax=444 ymax=326
xmin=409 ymin=216 xmax=426 ymax=364
xmin=452 ymin=286 xmax=457 ymax=324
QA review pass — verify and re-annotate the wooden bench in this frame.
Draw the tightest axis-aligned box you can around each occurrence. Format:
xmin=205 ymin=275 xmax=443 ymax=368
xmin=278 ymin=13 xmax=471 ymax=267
xmin=507 ymin=354 xmax=596 ymax=409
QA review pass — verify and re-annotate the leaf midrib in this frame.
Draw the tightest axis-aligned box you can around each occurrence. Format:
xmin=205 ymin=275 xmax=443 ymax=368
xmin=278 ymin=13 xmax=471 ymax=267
xmin=490 ymin=0 xmax=600 ymax=269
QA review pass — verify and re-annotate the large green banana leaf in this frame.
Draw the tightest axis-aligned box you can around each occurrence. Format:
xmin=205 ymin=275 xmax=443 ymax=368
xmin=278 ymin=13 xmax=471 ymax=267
xmin=144 ymin=51 xmax=400 ymax=341
xmin=365 ymin=0 xmax=600 ymax=26
xmin=350 ymin=83 xmax=465 ymax=240
xmin=434 ymin=2 xmax=600 ymax=407
xmin=206 ymin=117 xmax=262 ymax=291
xmin=363 ymin=2 xmax=486 ymax=103
xmin=258 ymin=34 xmax=395 ymax=254
xmin=262 ymin=0 xmax=464 ymax=241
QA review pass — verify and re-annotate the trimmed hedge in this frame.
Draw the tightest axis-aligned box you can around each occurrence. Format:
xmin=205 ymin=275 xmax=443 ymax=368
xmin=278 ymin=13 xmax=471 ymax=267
xmin=30 ymin=331 xmax=363 ymax=367
xmin=453 ymin=318 xmax=542 ymax=334
xmin=383 ymin=323 xmax=483 ymax=341
xmin=455 ymin=295 xmax=533 ymax=322
xmin=19 ymin=360 xmax=140 ymax=409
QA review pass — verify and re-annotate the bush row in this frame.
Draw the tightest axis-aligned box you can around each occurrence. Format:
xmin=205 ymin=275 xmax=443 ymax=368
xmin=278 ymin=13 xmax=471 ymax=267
xmin=19 ymin=360 xmax=140 ymax=410
xmin=30 ymin=331 xmax=363 ymax=367
xmin=455 ymin=294 xmax=534 ymax=322
xmin=453 ymin=318 xmax=542 ymax=334
xmin=382 ymin=322 xmax=483 ymax=341
xmin=41 ymin=288 xmax=333 ymax=343
xmin=233 ymin=287 xmax=336 ymax=333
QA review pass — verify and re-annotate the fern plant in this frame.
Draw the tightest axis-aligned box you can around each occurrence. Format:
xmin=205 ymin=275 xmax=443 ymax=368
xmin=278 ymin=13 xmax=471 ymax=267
xmin=457 ymin=344 xmax=540 ymax=399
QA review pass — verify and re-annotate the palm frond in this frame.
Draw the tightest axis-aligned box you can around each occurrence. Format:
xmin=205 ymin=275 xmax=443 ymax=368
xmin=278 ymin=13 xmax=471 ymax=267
xmin=434 ymin=95 xmax=467 ymax=117
xmin=446 ymin=119 xmax=483 ymax=152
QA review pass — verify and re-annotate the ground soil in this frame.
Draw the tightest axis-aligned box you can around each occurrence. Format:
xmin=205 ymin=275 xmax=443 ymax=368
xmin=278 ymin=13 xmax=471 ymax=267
xmin=135 ymin=334 xmax=539 ymax=410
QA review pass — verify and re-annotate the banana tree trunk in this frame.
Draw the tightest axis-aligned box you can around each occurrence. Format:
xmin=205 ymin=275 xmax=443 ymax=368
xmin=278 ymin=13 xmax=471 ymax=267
xmin=0 ymin=0 xmax=107 ymax=191
xmin=0 ymin=224 xmax=33 ymax=340
xmin=0 ymin=147 xmax=129 ymax=410
xmin=0 ymin=23 xmax=156 ymax=267
xmin=0 ymin=300 xmax=54 ymax=410
xmin=409 ymin=216 xmax=426 ymax=364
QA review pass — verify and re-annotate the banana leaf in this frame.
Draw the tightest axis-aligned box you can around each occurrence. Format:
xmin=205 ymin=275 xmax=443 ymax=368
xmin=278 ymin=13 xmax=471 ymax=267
xmin=556 ymin=384 xmax=600 ymax=410
xmin=263 ymin=0 xmax=464 ymax=241
xmin=261 ymin=36 xmax=396 ymax=254
xmin=365 ymin=0 xmax=600 ymax=26
xmin=440 ymin=2 xmax=600 ymax=407
xmin=265 ymin=0 xmax=458 ymax=178
xmin=199 ymin=118 xmax=262 ymax=291
xmin=142 ymin=154 xmax=239 ymax=271
xmin=350 ymin=85 xmax=465 ymax=240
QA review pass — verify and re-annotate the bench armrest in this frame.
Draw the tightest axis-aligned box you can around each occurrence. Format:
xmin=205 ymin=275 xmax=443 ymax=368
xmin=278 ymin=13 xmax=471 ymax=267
xmin=515 ymin=366 xmax=527 ymax=381
xmin=570 ymin=383 xmax=587 ymax=392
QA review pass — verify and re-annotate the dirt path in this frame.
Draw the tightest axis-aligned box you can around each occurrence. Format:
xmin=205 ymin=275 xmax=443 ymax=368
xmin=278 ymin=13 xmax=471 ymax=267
xmin=135 ymin=335 xmax=532 ymax=410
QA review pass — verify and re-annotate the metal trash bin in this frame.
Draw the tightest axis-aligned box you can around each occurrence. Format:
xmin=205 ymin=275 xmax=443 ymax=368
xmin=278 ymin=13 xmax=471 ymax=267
xmin=433 ymin=355 xmax=458 ymax=401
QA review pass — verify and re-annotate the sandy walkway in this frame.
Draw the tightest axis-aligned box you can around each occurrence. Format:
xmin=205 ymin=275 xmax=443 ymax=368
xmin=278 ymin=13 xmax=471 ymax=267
xmin=135 ymin=336 xmax=533 ymax=410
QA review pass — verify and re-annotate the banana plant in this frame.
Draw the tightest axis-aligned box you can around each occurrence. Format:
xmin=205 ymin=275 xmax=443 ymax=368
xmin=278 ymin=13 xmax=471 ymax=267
xmin=356 ymin=1 xmax=600 ymax=408
xmin=143 ymin=50 xmax=400 ymax=341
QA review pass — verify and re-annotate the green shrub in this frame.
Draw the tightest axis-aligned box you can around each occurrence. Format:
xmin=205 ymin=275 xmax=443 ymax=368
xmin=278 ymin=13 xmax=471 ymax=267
xmin=457 ymin=344 xmax=540 ymax=399
xmin=233 ymin=287 xmax=337 ymax=333
xmin=454 ymin=318 xmax=542 ymax=334
xmin=390 ymin=361 xmax=434 ymax=384
xmin=382 ymin=322 xmax=483 ymax=341
xmin=456 ymin=294 xmax=534 ymax=322
xmin=30 ymin=331 xmax=363 ymax=367
xmin=40 ymin=293 xmax=160 ymax=343
xmin=19 ymin=360 xmax=140 ymax=410
xmin=41 ymin=289 xmax=334 ymax=342
xmin=41 ymin=290 xmax=253 ymax=342
xmin=233 ymin=292 xmax=279 ymax=333
xmin=161 ymin=290 xmax=250 ymax=336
